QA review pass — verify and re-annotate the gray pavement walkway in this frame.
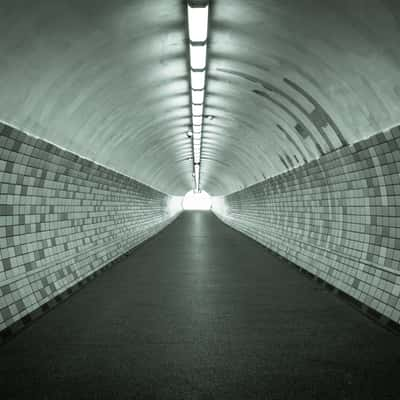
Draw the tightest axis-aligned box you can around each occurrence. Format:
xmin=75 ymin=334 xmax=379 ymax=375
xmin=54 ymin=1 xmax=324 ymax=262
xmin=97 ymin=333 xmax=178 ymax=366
xmin=1 ymin=211 xmax=399 ymax=399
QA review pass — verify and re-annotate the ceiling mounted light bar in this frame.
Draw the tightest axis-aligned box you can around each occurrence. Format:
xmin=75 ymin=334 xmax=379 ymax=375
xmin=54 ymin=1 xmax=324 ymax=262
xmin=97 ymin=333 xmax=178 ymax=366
xmin=194 ymin=163 xmax=200 ymax=191
xmin=190 ymin=44 xmax=207 ymax=70
xmin=188 ymin=4 xmax=209 ymax=42
xmin=192 ymin=116 xmax=203 ymax=126
xmin=187 ymin=1 xmax=209 ymax=192
xmin=190 ymin=70 xmax=206 ymax=90
xmin=191 ymin=89 xmax=204 ymax=104
xmin=192 ymin=103 xmax=203 ymax=117
xmin=193 ymin=125 xmax=202 ymax=134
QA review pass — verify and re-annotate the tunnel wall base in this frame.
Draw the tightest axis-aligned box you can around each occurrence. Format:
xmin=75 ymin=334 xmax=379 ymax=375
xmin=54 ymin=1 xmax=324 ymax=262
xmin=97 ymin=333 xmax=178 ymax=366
xmin=0 ymin=122 xmax=180 ymax=333
xmin=213 ymin=126 xmax=400 ymax=325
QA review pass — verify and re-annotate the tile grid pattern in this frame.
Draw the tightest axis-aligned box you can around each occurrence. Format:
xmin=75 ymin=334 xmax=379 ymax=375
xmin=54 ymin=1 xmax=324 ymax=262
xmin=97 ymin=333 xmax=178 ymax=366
xmin=213 ymin=126 xmax=400 ymax=325
xmin=0 ymin=122 xmax=180 ymax=332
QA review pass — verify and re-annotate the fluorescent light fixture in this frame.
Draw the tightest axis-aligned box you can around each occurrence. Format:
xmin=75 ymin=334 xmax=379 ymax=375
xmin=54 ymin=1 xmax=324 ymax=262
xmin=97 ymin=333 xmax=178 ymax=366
xmin=193 ymin=125 xmax=202 ymax=133
xmin=192 ymin=103 xmax=203 ymax=116
xmin=188 ymin=4 xmax=209 ymax=42
xmin=192 ymin=90 xmax=204 ymax=104
xmin=191 ymin=70 xmax=205 ymax=90
xmin=193 ymin=116 xmax=202 ymax=126
xmin=190 ymin=44 xmax=207 ymax=70
xmin=187 ymin=2 xmax=210 ymax=192
xmin=193 ymin=134 xmax=202 ymax=143
xmin=194 ymin=164 xmax=200 ymax=191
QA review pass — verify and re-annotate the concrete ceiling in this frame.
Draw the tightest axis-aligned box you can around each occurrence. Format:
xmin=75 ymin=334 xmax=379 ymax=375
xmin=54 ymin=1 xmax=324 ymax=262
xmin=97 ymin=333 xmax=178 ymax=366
xmin=0 ymin=0 xmax=400 ymax=195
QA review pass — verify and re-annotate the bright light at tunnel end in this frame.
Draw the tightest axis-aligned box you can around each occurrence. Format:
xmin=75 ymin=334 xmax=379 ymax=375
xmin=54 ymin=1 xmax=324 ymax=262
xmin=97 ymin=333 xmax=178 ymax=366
xmin=187 ymin=1 xmax=209 ymax=193
xmin=182 ymin=190 xmax=212 ymax=210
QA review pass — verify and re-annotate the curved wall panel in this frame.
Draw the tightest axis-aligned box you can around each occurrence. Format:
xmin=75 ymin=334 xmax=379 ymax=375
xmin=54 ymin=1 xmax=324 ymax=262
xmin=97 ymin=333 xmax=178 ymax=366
xmin=213 ymin=126 xmax=400 ymax=324
xmin=1 ymin=1 xmax=400 ymax=194
xmin=0 ymin=122 xmax=180 ymax=332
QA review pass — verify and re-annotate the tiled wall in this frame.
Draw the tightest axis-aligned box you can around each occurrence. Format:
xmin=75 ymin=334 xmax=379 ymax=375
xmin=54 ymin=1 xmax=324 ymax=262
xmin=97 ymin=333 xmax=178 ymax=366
xmin=0 ymin=122 xmax=181 ymax=332
xmin=213 ymin=126 xmax=400 ymax=325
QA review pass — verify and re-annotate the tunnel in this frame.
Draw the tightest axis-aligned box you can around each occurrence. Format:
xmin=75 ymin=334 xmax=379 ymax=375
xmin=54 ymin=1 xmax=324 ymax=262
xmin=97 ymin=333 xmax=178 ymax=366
xmin=0 ymin=0 xmax=400 ymax=398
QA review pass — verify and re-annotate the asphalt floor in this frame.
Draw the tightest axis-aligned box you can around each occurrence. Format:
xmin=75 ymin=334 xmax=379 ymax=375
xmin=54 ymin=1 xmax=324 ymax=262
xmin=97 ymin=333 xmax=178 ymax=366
xmin=1 ymin=211 xmax=400 ymax=399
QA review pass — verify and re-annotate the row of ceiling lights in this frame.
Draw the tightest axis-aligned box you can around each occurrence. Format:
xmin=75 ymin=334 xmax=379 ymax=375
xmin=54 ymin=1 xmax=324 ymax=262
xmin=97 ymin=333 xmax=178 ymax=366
xmin=187 ymin=1 xmax=209 ymax=192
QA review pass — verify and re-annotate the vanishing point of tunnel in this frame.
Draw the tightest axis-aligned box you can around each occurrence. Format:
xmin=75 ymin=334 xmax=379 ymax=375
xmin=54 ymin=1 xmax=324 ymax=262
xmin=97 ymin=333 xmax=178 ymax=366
xmin=0 ymin=1 xmax=400 ymax=399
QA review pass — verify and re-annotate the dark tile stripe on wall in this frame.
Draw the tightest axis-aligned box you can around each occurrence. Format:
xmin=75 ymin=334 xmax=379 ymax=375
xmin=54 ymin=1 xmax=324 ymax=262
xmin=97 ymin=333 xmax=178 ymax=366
xmin=0 ymin=122 xmax=180 ymax=334
xmin=213 ymin=126 xmax=400 ymax=325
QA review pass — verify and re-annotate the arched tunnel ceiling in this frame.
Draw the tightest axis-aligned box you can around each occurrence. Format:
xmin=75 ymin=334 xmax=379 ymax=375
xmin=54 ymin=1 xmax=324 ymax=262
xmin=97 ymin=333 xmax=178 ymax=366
xmin=1 ymin=0 xmax=400 ymax=195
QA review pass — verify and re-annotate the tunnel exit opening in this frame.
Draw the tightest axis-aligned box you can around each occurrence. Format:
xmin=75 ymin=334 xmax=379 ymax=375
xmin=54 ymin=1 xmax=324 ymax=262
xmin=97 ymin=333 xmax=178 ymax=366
xmin=182 ymin=190 xmax=212 ymax=211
